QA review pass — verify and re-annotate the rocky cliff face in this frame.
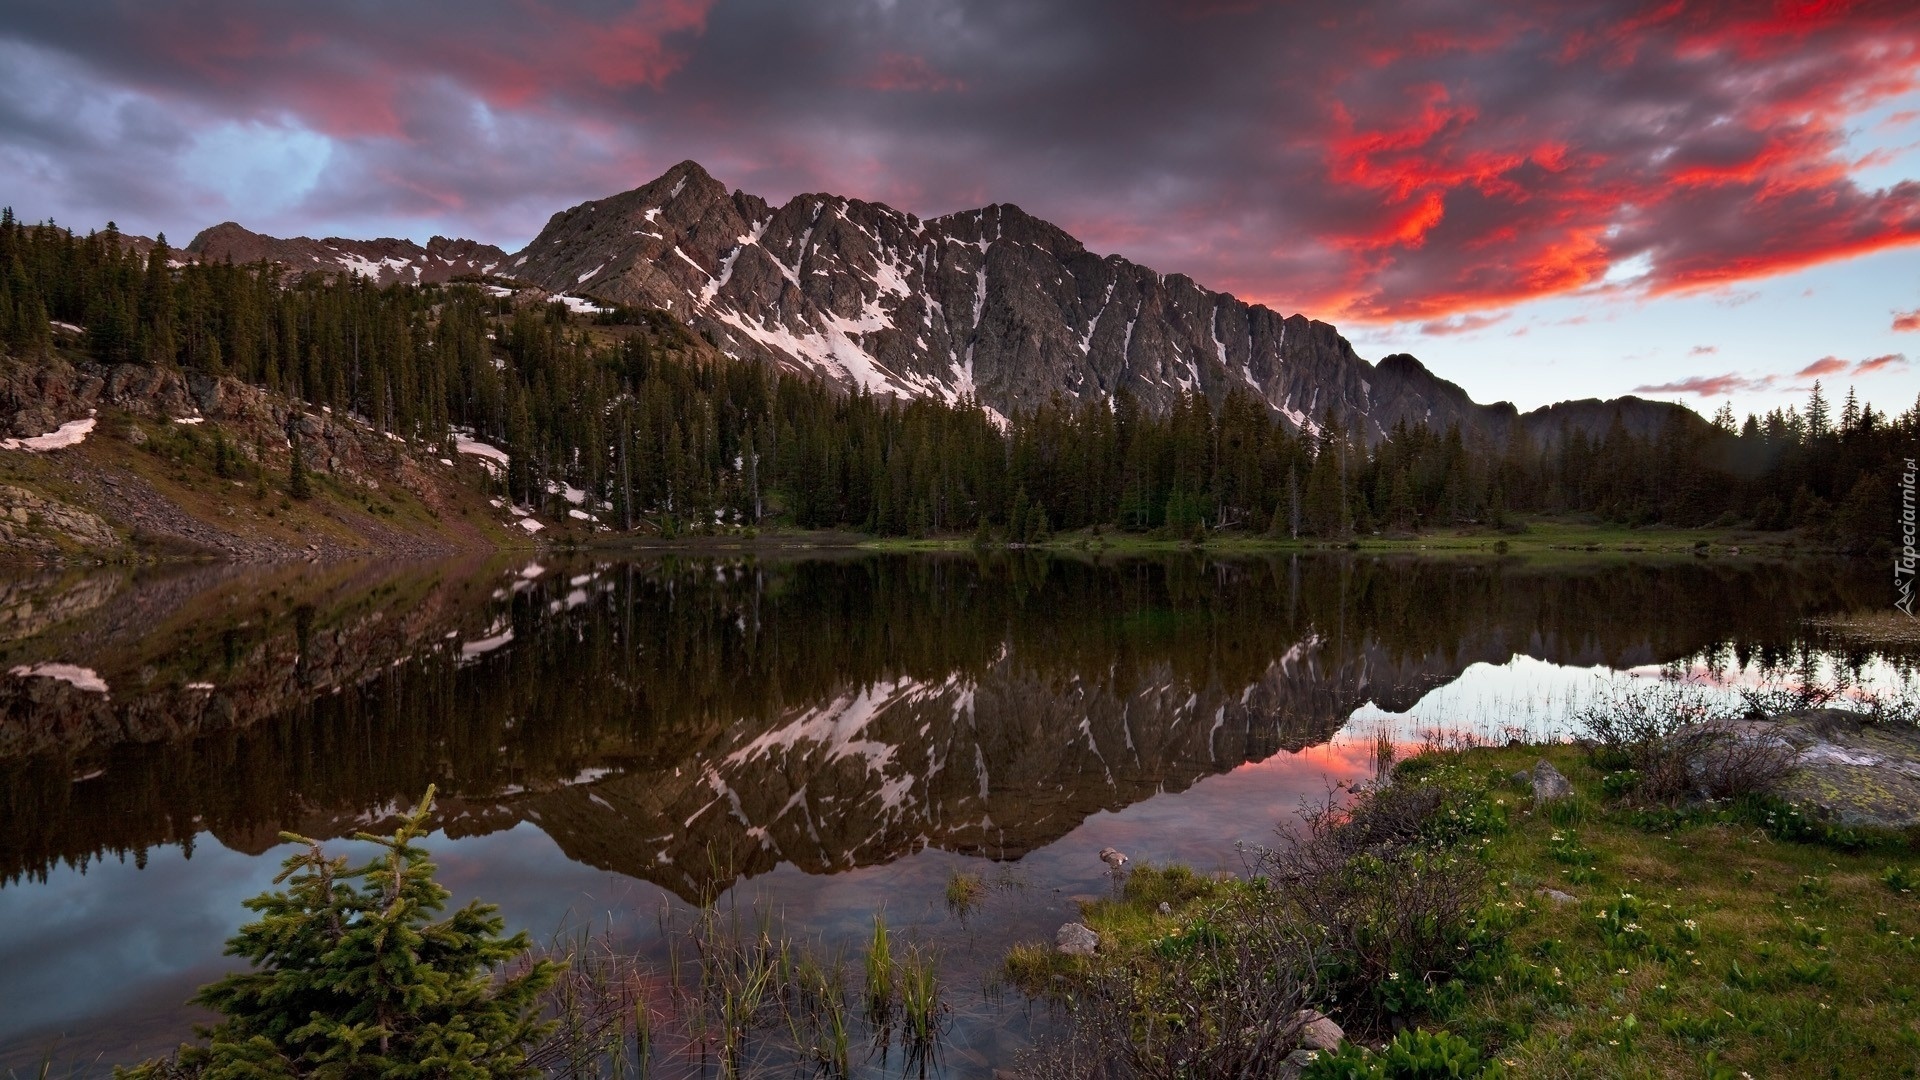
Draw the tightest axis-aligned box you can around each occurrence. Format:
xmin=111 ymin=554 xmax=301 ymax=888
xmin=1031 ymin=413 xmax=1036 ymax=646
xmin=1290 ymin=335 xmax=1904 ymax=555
xmin=185 ymin=223 xmax=509 ymax=286
xmin=506 ymin=161 xmax=1700 ymax=441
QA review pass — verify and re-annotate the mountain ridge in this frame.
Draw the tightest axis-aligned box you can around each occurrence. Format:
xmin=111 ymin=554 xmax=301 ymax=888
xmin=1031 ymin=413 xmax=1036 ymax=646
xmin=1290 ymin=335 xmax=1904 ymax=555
xmin=168 ymin=160 xmax=1698 ymax=444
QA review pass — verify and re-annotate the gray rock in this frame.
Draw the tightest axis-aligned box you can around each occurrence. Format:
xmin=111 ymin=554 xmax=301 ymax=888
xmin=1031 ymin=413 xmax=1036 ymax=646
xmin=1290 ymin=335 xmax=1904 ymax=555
xmin=1055 ymin=922 xmax=1098 ymax=957
xmin=1510 ymin=769 xmax=1530 ymax=788
xmin=1277 ymin=1047 xmax=1321 ymax=1079
xmin=1293 ymin=1008 xmax=1344 ymax=1051
xmin=1536 ymin=887 xmax=1578 ymax=905
xmin=1749 ymin=711 xmax=1920 ymax=829
xmin=1157 ymin=901 xmax=1172 ymax=916
xmin=1531 ymin=759 xmax=1573 ymax=802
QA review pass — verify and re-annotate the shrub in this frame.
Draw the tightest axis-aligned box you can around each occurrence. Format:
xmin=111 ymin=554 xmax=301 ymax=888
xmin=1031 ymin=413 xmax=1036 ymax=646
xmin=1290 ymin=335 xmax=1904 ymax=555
xmin=1260 ymin=779 xmax=1487 ymax=1027
xmin=119 ymin=788 xmax=557 ymax=1079
xmin=1575 ymin=680 xmax=1792 ymax=803
xmin=1004 ymin=900 xmax=1322 ymax=1079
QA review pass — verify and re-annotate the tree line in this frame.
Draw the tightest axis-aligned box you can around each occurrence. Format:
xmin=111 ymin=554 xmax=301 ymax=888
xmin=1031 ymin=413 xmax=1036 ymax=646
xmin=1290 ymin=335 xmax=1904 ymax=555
xmin=2 ymin=210 xmax=1915 ymax=552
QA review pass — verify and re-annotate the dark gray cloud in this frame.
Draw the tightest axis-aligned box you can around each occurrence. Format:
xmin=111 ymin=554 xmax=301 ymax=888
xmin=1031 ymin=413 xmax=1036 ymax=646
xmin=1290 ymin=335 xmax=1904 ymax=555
xmin=1 ymin=0 xmax=1916 ymax=321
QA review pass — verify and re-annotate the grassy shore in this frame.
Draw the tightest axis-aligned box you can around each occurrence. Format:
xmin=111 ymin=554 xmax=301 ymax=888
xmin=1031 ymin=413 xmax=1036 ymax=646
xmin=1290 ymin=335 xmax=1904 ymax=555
xmin=859 ymin=515 xmax=1809 ymax=559
xmin=1005 ymin=742 xmax=1920 ymax=1078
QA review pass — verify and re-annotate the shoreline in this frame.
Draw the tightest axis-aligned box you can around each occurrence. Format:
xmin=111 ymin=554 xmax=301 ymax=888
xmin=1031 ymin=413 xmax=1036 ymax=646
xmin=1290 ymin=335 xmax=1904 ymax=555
xmin=1002 ymin=716 xmax=1920 ymax=1077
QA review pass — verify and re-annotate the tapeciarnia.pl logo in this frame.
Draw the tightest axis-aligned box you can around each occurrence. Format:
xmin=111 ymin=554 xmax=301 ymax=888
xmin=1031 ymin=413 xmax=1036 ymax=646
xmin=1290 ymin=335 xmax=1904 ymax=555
xmin=1899 ymin=457 xmax=1917 ymax=617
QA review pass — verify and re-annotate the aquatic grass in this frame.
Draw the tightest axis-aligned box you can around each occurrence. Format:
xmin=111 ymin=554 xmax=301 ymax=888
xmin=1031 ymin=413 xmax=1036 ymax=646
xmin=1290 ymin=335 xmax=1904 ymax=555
xmin=899 ymin=944 xmax=944 ymax=1073
xmin=9 ymin=1051 xmax=110 ymax=1080
xmin=518 ymin=900 xmax=946 ymax=1078
xmin=864 ymin=913 xmax=897 ymax=1034
xmin=944 ymin=870 xmax=986 ymax=917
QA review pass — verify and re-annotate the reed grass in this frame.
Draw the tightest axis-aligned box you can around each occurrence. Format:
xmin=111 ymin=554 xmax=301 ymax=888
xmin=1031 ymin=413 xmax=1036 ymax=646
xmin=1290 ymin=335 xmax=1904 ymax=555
xmin=863 ymin=913 xmax=896 ymax=1035
xmin=525 ymin=902 xmax=941 ymax=1078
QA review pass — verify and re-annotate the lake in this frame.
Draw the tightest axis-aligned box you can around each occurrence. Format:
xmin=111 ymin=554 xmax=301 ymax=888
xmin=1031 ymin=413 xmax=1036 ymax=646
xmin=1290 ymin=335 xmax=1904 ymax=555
xmin=0 ymin=551 xmax=1912 ymax=1075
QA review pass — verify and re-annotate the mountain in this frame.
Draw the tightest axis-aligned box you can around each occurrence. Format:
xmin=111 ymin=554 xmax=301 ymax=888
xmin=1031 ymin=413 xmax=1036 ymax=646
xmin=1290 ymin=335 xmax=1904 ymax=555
xmin=185 ymin=223 xmax=510 ymax=286
xmin=161 ymin=161 xmax=1700 ymax=442
xmin=506 ymin=160 xmax=1700 ymax=442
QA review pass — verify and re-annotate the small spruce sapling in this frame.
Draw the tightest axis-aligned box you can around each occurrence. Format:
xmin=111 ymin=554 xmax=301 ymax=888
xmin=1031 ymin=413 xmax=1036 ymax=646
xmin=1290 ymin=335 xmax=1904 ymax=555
xmin=119 ymin=787 xmax=557 ymax=1079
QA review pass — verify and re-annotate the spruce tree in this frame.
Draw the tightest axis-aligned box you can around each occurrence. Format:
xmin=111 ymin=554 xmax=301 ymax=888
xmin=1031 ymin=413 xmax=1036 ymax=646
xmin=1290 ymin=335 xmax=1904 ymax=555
xmin=289 ymin=434 xmax=312 ymax=501
xmin=120 ymin=789 xmax=556 ymax=1079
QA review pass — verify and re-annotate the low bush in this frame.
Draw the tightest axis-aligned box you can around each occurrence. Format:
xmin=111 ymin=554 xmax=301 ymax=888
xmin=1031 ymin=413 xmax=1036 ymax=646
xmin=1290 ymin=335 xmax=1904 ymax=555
xmin=1575 ymin=680 xmax=1793 ymax=804
xmin=1259 ymin=777 xmax=1490 ymax=1027
xmin=1006 ymin=891 xmax=1322 ymax=1079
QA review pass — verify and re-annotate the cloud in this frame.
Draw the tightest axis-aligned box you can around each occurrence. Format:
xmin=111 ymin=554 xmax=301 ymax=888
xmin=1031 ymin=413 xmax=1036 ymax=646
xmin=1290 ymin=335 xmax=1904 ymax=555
xmin=0 ymin=0 xmax=1916 ymax=323
xmin=1416 ymin=312 xmax=1508 ymax=335
xmin=1688 ymin=345 xmax=1718 ymax=356
xmin=1796 ymin=357 xmax=1850 ymax=378
xmin=1854 ymin=352 xmax=1909 ymax=375
xmin=1633 ymin=373 xmax=1774 ymax=397
xmin=1780 ymin=352 xmax=1911 ymax=383
xmin=1895 ymin=308 xmax=1920 ymax=332
xmin=855 ymin=53 xmax=966 ymax=93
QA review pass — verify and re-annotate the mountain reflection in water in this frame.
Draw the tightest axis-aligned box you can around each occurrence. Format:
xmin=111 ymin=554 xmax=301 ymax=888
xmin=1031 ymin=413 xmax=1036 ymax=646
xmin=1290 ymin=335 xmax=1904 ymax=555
xmin=0 ymin=551 xmax=1909 ymax=1072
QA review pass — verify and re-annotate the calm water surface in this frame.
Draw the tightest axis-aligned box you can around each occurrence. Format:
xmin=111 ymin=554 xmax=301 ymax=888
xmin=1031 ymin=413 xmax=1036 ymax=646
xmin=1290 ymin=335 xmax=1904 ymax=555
xmin=0 ymin=552 xmax=1912 ymax=1075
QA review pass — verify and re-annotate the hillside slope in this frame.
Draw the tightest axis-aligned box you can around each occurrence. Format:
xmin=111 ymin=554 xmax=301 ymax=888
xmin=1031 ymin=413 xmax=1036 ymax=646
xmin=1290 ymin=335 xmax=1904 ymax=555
xmin=0 ymin=350 xmax=567 ymax=562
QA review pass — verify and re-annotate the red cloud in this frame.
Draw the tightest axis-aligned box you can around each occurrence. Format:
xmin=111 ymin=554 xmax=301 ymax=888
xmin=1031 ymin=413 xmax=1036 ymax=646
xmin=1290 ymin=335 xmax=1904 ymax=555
xmin=1633 ymin=373 xmax=1774 ymax=397
xmin=1689 ymin=345 xmax=1718 ymax=355
xmin=1796 ymin=356 xmax=1849 ymax=377
xmin=12 ymin=0 xmax=1920 ymax=328
xmin=1260 ymin=1 xmax=1920 ymax=321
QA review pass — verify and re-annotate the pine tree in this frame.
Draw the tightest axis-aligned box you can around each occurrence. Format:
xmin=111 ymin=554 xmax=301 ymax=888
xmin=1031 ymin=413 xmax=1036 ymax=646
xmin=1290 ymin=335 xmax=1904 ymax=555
xmin=1805 ymin=381 xmax=1830 ymax=441
xmin=289 ymin=433 xmax=312 ymax=501
xmin=122 ymin=789 xmax=557 ymax=1078
xmin=213 ymin=428 xmax=234 ymax=480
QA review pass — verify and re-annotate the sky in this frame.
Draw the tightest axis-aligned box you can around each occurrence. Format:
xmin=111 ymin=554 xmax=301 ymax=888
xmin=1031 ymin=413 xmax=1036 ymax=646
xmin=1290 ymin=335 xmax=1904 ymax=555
xmin=1 ymin=0 xmax=1917 ymax=418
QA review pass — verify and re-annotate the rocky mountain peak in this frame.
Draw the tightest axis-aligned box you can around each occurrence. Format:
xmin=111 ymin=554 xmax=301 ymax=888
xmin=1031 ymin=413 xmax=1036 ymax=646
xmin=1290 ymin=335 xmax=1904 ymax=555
xmin=507 ymin=160 xmax=1688 ymax=440
xmin=165 ymin=159 xmax=1700 ymax=443
xmin=185 ymin=223 xmax=509 ymax=286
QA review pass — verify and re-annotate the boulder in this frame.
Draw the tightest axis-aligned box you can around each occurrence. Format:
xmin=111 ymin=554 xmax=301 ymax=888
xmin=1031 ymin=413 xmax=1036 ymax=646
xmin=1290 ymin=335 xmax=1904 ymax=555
xmin=1531 ymin=759 xmax=1573 ymax=802
xmin=1750 ymin=711 xmax=1920 ymax=829
xmin=1055 ymin=922 xmax=1098 ymax=956
xmin=1293 ymin=1008 xmax=1344 ymax=1050
xmin=1536 ymin=887 xmax=1578 ymax=905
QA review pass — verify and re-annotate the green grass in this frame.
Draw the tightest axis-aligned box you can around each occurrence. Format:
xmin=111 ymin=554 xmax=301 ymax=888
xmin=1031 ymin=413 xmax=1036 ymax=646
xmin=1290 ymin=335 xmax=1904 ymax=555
xmin=1010 ymin=745 xmax=1920 ymax=1078
xmin=859 ymin=514 xmax=1807 ymax=559
xmin=1448 ymin=744 xmax=1920 ymax=1078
